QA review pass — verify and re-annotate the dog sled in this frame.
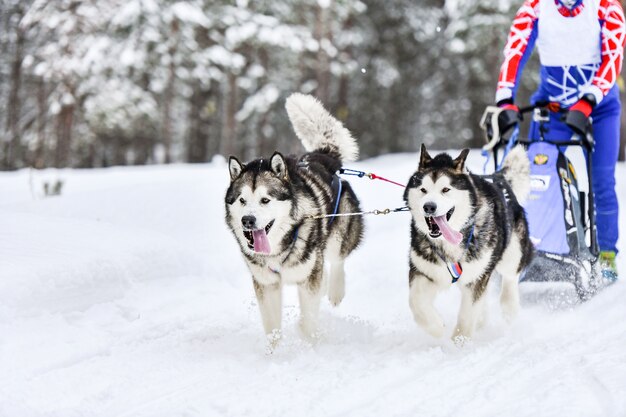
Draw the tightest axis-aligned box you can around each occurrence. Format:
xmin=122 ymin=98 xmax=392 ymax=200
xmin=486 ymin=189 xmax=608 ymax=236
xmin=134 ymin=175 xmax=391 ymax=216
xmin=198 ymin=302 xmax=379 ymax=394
xmin=480 ymin=102 xmax=616 ymax=300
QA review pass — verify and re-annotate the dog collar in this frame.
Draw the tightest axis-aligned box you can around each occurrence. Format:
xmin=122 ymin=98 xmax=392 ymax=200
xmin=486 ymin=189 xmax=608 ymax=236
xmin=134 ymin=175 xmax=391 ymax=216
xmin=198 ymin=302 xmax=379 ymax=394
xmin=447 ymin=262 xmax=463 ymax=283
xmin=436 ymin=224 xmax=475 ymax=283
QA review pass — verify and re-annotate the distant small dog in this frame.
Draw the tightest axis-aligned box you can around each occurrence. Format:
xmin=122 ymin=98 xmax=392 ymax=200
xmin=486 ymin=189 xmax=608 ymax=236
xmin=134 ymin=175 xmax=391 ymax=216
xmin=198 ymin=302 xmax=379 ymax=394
xmin=225 ymin=93 xmax=363 ymax=344
xmin=404 ymin=145 xmax=533 ymax=340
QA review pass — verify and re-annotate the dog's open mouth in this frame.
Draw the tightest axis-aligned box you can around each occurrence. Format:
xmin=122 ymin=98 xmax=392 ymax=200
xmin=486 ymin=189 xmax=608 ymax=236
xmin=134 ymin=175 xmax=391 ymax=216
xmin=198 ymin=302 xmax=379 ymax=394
xmin=243 ymin=220 xmax=274 ymax=254
xmin=425 ymin=208 xmax=453 ymax=238
xmin=424 ymin=208 xmax=462 ymax=245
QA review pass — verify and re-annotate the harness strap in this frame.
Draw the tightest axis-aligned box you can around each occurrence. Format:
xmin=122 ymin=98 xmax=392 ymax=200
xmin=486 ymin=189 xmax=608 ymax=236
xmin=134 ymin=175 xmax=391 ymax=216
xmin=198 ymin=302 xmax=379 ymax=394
xmin=307 ymin=206 xmax=409 ymax=220
xmin=328 ymin=174 xmax=342 ymax=226
xmin=339 ymin=168 xmax=405 ymax=188
xmin=482 ymin=174 xmax=514 ymax=247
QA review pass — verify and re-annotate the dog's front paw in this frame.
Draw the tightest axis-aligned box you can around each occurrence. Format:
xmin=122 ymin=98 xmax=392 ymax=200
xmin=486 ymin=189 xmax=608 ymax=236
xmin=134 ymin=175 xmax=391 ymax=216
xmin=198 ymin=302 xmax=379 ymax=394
xmin=500 ymin=298 xmax=520 ymax=323
xmin=500 ymin=279 xmax=520 ymax=323
xmin=327 ymin=267 xmax=345 ymax=307
xmin=502 ymin=304 xmax=519 ymax=324
xmin=265 ymin=329 xmax=282 ymax=353
xmin=475 ymin=305 xmax=488 ymax=331
xmin=327 ymin=284 xmax=345 ymax=307
xmin=420 ymin=318 xmax=446 ymax=339
xmin=452 ymin=333 xmax=472 ymax=347
xmin=452 ymin=322 xmax=475 ymax=343
xmin=298 ymin=318 xmax=321 ymax=342
xmin=412 ymin=310 xmax=446 ymax=338
xmin=426 ymin=323 xmax=446 ymax=339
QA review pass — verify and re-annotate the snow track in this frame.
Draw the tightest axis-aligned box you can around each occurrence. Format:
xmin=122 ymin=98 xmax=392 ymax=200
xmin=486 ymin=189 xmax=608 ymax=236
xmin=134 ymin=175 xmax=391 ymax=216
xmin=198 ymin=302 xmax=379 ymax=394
xmin=1 ymin=153 xmax=625 ymax=416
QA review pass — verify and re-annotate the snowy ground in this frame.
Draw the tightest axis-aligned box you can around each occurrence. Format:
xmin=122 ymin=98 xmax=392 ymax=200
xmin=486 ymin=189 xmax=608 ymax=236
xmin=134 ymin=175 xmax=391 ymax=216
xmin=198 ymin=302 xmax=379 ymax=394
xmin=1 ymin=151 xmax=625 ymax=417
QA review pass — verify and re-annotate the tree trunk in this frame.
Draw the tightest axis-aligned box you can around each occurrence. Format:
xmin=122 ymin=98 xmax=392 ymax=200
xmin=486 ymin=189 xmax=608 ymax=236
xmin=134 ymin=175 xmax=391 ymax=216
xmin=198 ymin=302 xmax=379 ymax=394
xmin=5 ymin=23 xmax=25 ymax=169
xmin=336 ymin=16 xmax=353 ymax=125
xmin=161 ymin=72 xmax=175 ymax=163
xmin=87 ymin=141 xmax=98 ymax=168
xmin=206 ymin=86 xmax=221 ymax=160
xmin=134 ymin=133 xmax=152 ymax=165
xmin=137 ymin=72 xmax=153 ymax=165
xmin=256 ymin=47 xmax=271 ymax=157
xmin=55 ymin=103 xmax=74 ymax=168
xmin=113 ymin=139 xmax=126 ymax=166
xmin=314 ymin=2 xmax=332 ymax=105
xmin=34 ymin=78 xmax=47 ymax=169
xmin=161 ymin=20 xmax=179 ymax=164
xmin=186 ymin=86 xmax=212 ymax=163
xmin=221 ymin=72 xmax=238 ymax=157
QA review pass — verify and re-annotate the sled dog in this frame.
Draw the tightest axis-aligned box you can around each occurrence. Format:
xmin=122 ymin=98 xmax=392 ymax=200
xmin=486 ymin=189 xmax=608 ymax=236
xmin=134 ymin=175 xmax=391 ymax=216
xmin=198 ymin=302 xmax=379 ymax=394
xmin=225 ymin=93 xmax=363 ymax=343
xmin=404 ymin=145 xmax=533 ymax=340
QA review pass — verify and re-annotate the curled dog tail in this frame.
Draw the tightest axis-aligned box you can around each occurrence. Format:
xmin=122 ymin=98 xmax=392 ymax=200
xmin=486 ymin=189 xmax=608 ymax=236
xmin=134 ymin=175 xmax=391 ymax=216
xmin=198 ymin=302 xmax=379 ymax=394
xmin=285 ymin=93 xmax=358 ymax=162
xmin=501 ymin=145 xmax=531 ymax=205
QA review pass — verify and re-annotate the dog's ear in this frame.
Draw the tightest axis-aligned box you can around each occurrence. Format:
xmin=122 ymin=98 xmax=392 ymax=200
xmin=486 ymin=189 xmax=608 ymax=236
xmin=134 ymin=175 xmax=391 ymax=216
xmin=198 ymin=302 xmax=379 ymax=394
xmin=270 ymin=152 xmax=289 ymax=180
xmin=453 ymin=149 xmax=470 ymax=173
xmin=229 ymin=156 xmax=244 ymax=182
xmin=418 ymin=144 xmax=432 ymax=171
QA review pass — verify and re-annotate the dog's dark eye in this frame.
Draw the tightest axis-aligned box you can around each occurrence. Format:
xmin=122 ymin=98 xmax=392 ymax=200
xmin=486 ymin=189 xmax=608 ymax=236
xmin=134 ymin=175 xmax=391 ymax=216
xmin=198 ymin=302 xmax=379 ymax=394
xmin=442 ymin=187 xmax=450 ymax=193
xmin=239 ymin=198 xmax=246 ymax=205
xmin=420 ymin=188 xmax=427 ymax=194
xmin=260 ymin=197 xmax=270 ymax=205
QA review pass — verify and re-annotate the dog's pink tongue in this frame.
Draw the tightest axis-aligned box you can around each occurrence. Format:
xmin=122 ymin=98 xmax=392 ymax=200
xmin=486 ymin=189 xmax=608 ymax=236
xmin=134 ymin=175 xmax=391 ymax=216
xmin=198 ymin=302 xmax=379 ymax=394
xmin=433 ymin=215 xmax=463 ymax=245
xmin=252 ymin=229 xmax=271 ymax=254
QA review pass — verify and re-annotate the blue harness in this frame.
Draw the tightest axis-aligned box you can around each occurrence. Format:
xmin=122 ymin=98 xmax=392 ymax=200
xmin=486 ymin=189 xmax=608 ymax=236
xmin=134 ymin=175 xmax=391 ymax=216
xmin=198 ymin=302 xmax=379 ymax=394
xmin=328 ymin=174 xmax=343 ymax=226
xmin=268 ymin=174 xmax=342 ymax=274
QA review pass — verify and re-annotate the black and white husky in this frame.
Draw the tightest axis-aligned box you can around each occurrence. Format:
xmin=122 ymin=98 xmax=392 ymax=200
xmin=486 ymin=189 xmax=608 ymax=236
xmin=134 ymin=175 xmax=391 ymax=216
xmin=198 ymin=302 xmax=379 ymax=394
xmin=404 ymin=145 xmax=533 ymax=340
xmin=225 ymin=93 xmax=363 ymax=343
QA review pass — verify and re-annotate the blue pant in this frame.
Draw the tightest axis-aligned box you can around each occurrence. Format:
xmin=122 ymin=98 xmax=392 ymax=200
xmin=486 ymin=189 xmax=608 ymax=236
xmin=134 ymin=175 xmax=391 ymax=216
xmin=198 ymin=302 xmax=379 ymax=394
xmin=529 ymin=86 xmax=621 ymax=253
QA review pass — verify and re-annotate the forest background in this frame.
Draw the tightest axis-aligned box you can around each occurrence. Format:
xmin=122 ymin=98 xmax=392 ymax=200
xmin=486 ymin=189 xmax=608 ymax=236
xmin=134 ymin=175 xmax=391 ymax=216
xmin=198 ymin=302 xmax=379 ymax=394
xmin=1 ymin=0 xmax=625 ymax=170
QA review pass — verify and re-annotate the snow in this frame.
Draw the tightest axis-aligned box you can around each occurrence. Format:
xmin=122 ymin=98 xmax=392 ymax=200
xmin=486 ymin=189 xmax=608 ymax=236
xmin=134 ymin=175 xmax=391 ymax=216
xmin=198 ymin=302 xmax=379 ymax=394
xmin=206 ymin=45 xmax=245 ymax=70
xmin=235 ymin=85 xmax=280 ymax=122
xmin=1 ymin=151 xmax=625 ymax=416
xmin=170 ymin=2 xmax=210 ymax=28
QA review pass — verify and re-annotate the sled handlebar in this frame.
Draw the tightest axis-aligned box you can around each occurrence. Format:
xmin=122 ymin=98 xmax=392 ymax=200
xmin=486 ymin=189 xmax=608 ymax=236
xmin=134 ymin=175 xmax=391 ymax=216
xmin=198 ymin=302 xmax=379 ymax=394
xmin=517 ymin=138 xmax=591 ymax=148
xmin=517 ymin=101 xmax=594 ymax=151
xmin=518 ymin=101 xmax=565 ymax=115
xmin=480 ymin=101 xmax=594 ymax=154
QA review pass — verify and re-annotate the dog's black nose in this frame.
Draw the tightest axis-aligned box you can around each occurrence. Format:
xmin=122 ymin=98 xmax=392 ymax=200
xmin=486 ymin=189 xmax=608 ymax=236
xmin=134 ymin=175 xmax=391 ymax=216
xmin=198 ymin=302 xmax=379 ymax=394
xmin=242 ymin=215 xmax=256 ymax=230
xmin=423 ymin=202 xmax=437 ymax=215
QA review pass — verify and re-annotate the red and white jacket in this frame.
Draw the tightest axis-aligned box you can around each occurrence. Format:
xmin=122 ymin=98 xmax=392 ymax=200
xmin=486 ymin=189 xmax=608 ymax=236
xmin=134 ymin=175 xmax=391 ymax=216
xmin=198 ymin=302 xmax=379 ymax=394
xmin=496 ymin=0 xmax=626 ymax=106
